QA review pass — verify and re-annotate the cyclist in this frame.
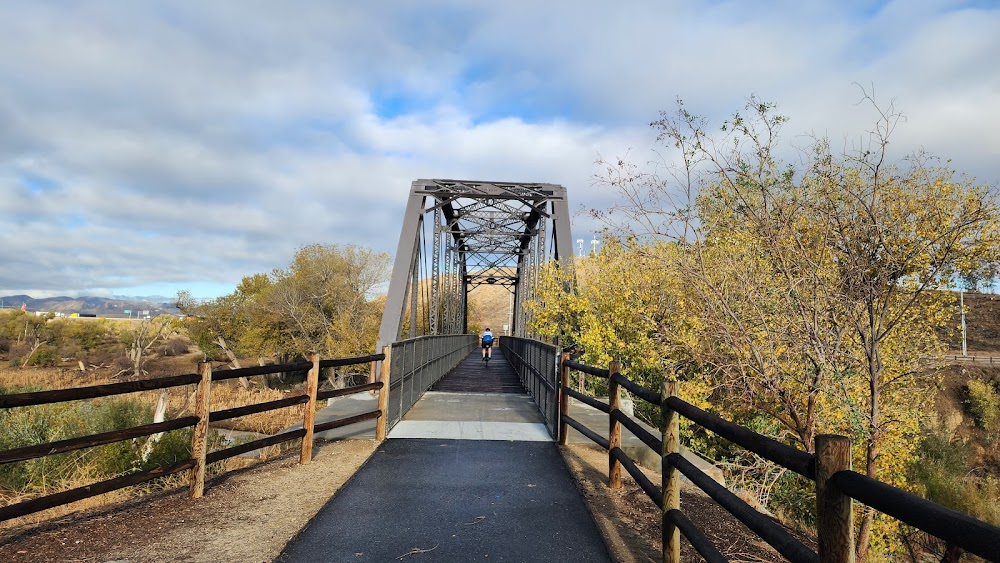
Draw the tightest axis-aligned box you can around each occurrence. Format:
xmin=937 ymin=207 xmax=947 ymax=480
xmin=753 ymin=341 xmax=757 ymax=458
xmin=481 ymin=328 xmax=494 ymax=363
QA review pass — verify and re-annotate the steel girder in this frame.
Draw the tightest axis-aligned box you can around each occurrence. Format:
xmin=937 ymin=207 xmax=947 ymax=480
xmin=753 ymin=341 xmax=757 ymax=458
xmin=376 ymin=179 xmax=573 ymax=351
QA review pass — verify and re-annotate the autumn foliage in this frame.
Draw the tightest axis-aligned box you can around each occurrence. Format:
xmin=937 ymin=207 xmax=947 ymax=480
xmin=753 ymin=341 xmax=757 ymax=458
xmin=528 ymin=95 xmax=1000 ymax=560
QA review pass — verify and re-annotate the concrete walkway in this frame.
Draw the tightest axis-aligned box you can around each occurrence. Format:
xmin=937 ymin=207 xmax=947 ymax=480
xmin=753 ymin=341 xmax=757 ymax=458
xmin=277 ymin=439 xmax=612 ymax=562
xmin=388 ymin=349 xmax=550 ymax=441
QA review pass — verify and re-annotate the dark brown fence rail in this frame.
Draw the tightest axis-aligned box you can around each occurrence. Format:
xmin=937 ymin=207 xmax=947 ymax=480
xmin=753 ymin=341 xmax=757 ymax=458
xmin=0 ymin=349 xmax=390 ymax=524
xmin=558 ymin=354 xmax=1000 ymax=563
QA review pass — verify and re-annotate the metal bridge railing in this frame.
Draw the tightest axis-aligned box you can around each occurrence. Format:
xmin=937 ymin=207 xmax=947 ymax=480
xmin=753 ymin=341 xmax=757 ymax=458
xmin=499 ymin=336 xmax=560 ymax=437
xmin=385 ymin=334 xmax=478 ymax=431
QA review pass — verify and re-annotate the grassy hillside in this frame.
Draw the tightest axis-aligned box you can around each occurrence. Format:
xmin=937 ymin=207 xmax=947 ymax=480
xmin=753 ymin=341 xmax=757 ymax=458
xmin=947 ymin=291 xmax=1000 ymax=352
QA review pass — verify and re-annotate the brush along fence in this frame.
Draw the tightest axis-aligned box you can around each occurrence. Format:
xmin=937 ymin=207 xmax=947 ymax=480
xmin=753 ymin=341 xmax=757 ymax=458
xmin=0 ymin=348 xmax=391 ymax=522
xmin=558 ymin=353 xmax=1000 ymax=563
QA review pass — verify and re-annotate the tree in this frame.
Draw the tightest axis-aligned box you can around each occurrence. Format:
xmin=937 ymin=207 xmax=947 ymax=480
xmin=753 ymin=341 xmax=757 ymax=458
xmin=119 ymin=316 xmax=172 ymax=378
xmin=527 ymin=240 xmax=712 ymax=426
xmin=580 ymin=93 xmax=1000 ymax=559
xmin=264 ymin=244 xmax=389 ymax=360
xmin=177 ymin=244 xmax=389 ymax=375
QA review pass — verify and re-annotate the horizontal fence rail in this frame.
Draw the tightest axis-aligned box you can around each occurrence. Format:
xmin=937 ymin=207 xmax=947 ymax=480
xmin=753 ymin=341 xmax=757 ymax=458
xmin=0 ymin=351 xmax=389 ymax=523
xmin=500 ymin=336 xmax=560 ymax=437
xmin=558 ymin=354 xmax=1000 ymax=563
xmin=943 ymin=354 xmax=1000 ymax=364
xmin=0 ymin=373 xmax=202 ymax=409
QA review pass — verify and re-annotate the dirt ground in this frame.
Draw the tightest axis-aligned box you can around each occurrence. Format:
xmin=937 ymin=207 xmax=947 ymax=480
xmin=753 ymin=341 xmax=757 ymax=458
xmin=560 ymin=443 xmax=814 ymax=563
xmin=0 ymin=438 xmax=811 ymax=563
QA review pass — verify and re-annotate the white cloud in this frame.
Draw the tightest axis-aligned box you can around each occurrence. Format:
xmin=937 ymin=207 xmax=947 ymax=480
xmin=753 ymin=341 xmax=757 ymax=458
xmin=0 ymin=0 xmax=997 ymax=298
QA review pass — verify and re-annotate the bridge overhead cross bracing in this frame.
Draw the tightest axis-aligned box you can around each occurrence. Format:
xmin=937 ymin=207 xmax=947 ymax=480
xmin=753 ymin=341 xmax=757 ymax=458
xmin=376 ymin=179 xmax=573 ymax=351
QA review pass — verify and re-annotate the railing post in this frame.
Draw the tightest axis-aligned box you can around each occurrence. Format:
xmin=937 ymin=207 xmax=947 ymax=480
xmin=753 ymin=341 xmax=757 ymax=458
xmin=558 ymin=351 xmax=571 ymax=445
xmin=300 ymin=353 xmax=320 ymax=465
xmin=815 ymin=434 xmax=854 ymax=563
xmin=661 ymin=380 xmax=680 ymax=563
xmin=189 ymin=361 xmax=212 ymax=499
xmin=608 ymin=360 xmax=622 ymax=489
xmin=376 ymin=345 xmax=391 ymax=441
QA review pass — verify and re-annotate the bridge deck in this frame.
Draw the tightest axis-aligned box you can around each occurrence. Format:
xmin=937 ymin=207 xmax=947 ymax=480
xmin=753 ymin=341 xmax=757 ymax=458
xmin=432 ymin=347 xmax=523 ymax=393
xmin=389 ymin=349 xmax=550 ymax=441
xmin=277 ymin=439 xmax=612 ymax=562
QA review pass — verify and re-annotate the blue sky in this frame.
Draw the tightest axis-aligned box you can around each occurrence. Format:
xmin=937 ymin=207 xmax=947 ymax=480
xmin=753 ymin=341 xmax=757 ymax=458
xmin=1 ymin=0 xmax=998 ymax=300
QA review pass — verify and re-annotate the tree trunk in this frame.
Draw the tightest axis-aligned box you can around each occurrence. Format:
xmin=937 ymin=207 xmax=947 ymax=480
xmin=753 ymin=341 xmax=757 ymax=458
xmin=857 ymin=333 xmax=882 ymax=563
xmin=131 ymin=340 xmax=143 ymax=378
xmin=20 ymin=339 xmax=47 ymax=367
xmin=140 ymin=390 xmax=169 ymax=462
xmin=216 ymin=336 xmax=249 ymax=389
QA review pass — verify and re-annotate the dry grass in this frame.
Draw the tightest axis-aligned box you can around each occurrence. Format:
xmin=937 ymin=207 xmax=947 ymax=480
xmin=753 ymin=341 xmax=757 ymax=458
xmin=0 ymin=366 xmax=111 ymax=392
xmin=200 ymin=381 xmax=304 ymax=434
xmin=0 ymin=354 xmax=310 ymax=530
xmin=1 ymin=356 xmax=306 ymax=435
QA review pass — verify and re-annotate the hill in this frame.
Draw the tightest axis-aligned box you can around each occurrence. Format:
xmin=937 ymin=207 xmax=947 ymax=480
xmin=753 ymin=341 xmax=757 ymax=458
xmin=0 ymin=295 xmax=179 ymax=318
xmin=946 ymin=291 xmax=1000 ymax=352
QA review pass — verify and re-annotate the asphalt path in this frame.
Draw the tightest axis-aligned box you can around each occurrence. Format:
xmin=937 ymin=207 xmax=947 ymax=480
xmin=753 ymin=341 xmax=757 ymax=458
xmin=278 ymin=439 xmax=612 ymax=562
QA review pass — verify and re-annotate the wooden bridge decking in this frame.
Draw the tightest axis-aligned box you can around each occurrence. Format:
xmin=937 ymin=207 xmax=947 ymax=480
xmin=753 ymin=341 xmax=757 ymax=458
xmin=431 ymin=348 xmax=524 ymax=394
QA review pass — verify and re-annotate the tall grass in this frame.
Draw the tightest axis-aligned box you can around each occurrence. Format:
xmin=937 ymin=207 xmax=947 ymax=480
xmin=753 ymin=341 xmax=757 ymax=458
xmin=0 ymin=365 xmax=309 ymax=529
xmin=0 ymin=396 xmax=193 ymax=495
xmin=911 ymin=431 xmax=1000 ymax=527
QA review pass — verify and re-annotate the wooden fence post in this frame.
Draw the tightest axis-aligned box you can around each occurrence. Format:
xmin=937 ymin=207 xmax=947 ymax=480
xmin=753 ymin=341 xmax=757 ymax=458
xmin=608 ymin=360 xmax=622 ymax=489
xmin=300 ymin=353 xmax=320 ymax=465
xmin=376 ymin=345 xmax=391 ymax=441
xmin=661 ymin=380 xmax=680 ymax=563
xmin=189 ymin=361 xmax=212 ymax=499
xmin=558 ymin=351 xmax=571 ymax=446
xmin=815 ymin=434 xmax=854 ymax=563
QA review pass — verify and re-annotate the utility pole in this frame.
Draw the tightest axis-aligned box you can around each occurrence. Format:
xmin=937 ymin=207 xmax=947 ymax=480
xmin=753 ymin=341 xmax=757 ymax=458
xmin=961 ymin=288 xmax=968 ymax=357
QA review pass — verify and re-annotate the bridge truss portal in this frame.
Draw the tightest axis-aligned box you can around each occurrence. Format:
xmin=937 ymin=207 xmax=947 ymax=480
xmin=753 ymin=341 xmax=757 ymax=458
xmin=376 ymin=179 xmax=573 ymax=351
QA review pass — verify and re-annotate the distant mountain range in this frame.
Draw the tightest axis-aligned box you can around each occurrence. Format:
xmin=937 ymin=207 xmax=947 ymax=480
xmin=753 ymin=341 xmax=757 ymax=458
xmin=0 ymin=295 xmax=180 ymax=317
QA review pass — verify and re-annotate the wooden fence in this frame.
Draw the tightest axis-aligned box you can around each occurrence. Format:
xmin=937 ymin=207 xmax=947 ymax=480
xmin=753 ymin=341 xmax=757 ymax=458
xmin=943 ymin=354 xmax=1000 ymax=364
xmin=0 ymin=347 xmax=393 ymax=523
xmin=559 ymin=354 xmax=1000 ymax=563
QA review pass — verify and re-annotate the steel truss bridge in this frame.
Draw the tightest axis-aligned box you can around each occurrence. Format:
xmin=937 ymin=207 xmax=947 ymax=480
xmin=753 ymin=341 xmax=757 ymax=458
xmin=375 ymin=179 xmax=573 ymax=350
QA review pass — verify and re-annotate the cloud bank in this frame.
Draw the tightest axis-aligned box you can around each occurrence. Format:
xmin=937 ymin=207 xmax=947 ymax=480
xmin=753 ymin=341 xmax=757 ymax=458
xmin=1 ymin=0 xmax=997 ymax=298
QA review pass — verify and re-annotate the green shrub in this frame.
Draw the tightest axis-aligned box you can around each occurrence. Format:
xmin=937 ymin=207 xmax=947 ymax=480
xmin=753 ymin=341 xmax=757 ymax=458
xmin=966 ymin=379 xmax=1000 ymax=437
xmin=27 ymin=344 xmax=59 ymax=367
xmin=912 ymin=431 xmax=1000 ymax=527
xmin=0 ymin=392 xmax=205 ymax=495
xmin=157 ymin=337 xmax=189 ymax=356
